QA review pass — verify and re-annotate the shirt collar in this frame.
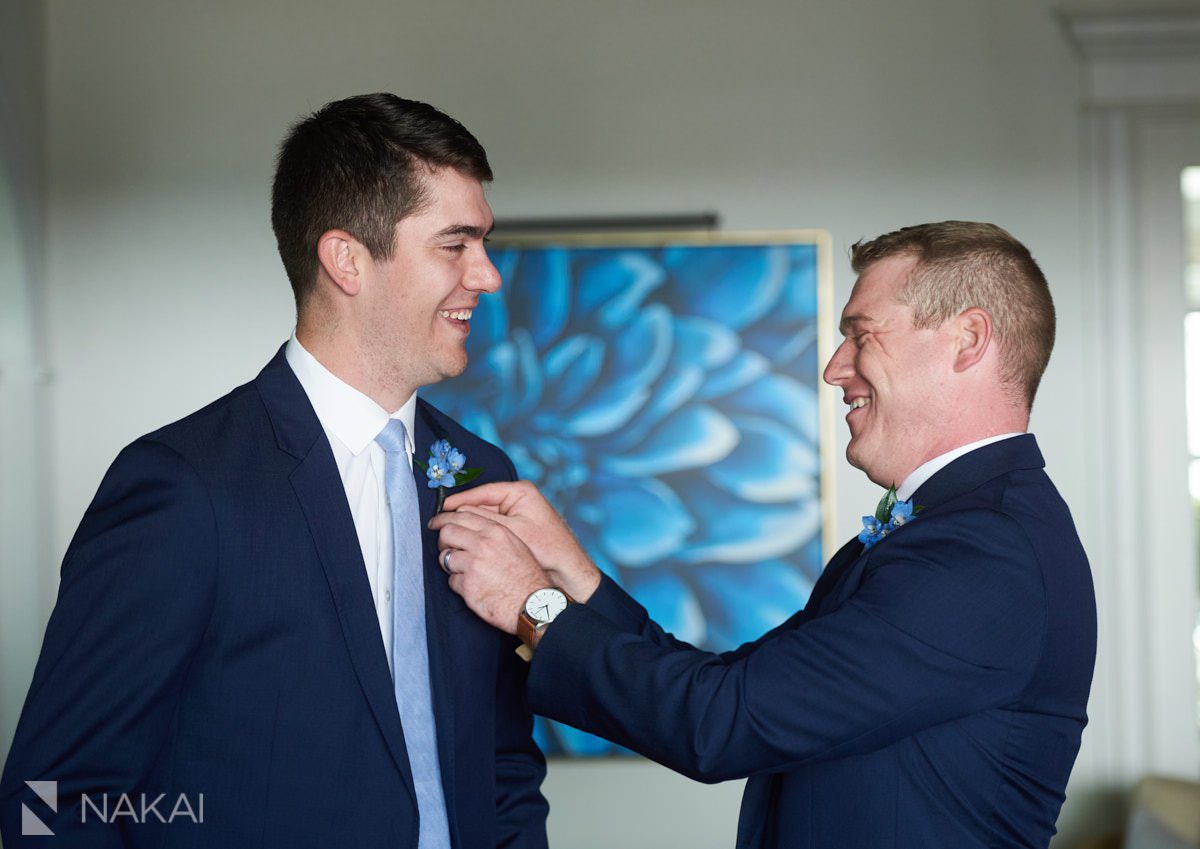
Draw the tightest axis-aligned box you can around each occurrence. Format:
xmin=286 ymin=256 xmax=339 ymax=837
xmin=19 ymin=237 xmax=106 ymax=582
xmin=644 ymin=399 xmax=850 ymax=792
xmin=285 ymin=333 xmax=417 ymax=456
xmin=896 ymin=433 xmax=1024 ymax=502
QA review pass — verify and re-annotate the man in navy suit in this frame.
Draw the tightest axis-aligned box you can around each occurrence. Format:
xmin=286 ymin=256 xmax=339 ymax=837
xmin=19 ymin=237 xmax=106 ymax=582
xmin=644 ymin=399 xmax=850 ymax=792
xmin=0 ymin=94 xmax=548 ymax=848
xmin=432 ymin=222 xmax=1096 ymax=848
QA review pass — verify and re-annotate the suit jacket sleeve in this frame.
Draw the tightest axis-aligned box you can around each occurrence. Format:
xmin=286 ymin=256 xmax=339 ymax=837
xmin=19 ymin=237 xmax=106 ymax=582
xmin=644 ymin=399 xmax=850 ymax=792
xmin=0 ymin=439 xmax=218 ymax=847
xmin=585 ymin=572 xmax=804 ymax=663
xmin=527 ymin=508 xmax=1046 ymax=784
xmin=489 ymin=451 xmax=550 ymax=849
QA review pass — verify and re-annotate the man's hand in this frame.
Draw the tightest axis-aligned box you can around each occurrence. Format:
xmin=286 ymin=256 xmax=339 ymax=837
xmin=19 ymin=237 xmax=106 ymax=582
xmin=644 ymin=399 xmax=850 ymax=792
xmin=440 ymin=481 xmax=602 ymax=603
xmin=430 ymin=508 xmax=549 ymax=635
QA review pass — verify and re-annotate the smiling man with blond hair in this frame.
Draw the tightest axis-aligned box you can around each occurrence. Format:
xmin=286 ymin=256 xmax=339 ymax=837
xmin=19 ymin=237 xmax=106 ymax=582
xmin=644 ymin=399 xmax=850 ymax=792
xmin=432 ymin=221 xmax=1097 ymax=849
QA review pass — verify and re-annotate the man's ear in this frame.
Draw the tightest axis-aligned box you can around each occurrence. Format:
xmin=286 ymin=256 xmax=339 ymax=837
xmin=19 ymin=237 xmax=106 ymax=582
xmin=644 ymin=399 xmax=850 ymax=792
xmin=953 ymin=307 xmax=993 ymax=373
xmin=316 ymin=229 xmax=365 ymax=296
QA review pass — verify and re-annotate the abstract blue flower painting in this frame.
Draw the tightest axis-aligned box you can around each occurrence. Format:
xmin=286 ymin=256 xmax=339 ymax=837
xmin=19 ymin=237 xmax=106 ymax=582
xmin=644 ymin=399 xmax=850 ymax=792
xmin=423 ymin=232 xmax=833 ymax=756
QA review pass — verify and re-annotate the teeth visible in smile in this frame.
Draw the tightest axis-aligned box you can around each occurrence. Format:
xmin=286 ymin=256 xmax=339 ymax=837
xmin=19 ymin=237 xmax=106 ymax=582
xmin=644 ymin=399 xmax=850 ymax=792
xmin=439 ymin=309 xmax=472 ymax=321
xmin=850 ymin=398 xmax=869 ymax=409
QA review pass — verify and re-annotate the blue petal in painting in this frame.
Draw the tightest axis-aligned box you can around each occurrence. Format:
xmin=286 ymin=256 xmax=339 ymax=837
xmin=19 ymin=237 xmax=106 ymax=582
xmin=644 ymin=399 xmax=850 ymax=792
xmin=603 ymin=304 xmax=673 ymax=395
xmin=570 ymin=523 xmax=623 ymax=583
xmin=741 ymin=324 xmax=818 ymax=368
xmin=692 ymin=559 xmax=815 ymax=648
xmin=601 ymin=404 xmax=739 ymax=478
xmin=551 ymin=381 xmax=650 ymax=438
xmin=705 ymin=415 xmax=819 ymax=502
xmin=662 ymin=245 xmax=789 ymax=330
xmin=598 ymin=362 xmax=704 ymax=455
xmin=507 ymin=248 xmax=572 ymax=349
xmin=695 ymin=349 xmax=771 ymax=400
xmin=575 ymin=251 xmax=666 ymax=330
xmin=490 ymin=247 xmax=519 ymax=281
xmin=796 ymin=535 xmax=827 ymax=586
xmin=503 ymin=441 xmax=545 ymax=484
xmin=675 ymin=478 xmax=822 ymax=563
xmin=591 ymin=475 xmax=696 ymax=567
xmin=541 ymin=334 xmax=606 ymax=411
xmin=551 ymin=308 xmax=672 ymax=437
xmin=480 ymin=341 xmax=519 ymax=423
xmin=723 ymin=374 xmax=821 ymax=446
xmin=624 ymin=571 xmax=707 ymax=646
xmin=769 ymin=250 xmax=819 ymax=322
xmin=507 ymin=329 xmax=546 ymax=420
xmin=672 ymin=316 xmax=740 ymax=371
xmin=680 ymin=503 xmax=822 ymax=564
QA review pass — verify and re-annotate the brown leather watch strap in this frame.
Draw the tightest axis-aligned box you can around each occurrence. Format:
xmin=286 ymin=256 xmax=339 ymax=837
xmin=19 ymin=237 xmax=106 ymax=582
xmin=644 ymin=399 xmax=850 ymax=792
xmin=517 ymin=610 xmax=542 ymax=648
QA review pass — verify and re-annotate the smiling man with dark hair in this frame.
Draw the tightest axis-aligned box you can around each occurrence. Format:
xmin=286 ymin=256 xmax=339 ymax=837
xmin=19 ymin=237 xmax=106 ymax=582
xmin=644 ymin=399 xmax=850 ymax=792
xmin=1 ymin=93 xmax=548 ymax=849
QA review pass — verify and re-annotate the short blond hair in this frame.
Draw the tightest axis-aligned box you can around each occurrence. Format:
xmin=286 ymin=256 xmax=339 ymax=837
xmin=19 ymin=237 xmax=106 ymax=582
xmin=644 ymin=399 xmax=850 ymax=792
xmin=850 ymin=221 xmax=1055 ymax=409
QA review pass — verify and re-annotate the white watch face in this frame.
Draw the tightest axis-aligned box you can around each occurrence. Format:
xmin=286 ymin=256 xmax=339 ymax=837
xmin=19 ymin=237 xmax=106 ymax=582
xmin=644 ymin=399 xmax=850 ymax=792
xmin=525 ymin=588 xmax=568 ymax=624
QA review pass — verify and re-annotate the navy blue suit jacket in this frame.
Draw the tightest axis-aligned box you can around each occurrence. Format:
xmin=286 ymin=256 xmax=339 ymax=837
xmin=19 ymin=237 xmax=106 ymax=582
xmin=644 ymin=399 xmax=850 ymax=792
xmin=0 ymin=348 xmax=548 ymax=848
xmin=529 ymin=435 xmax=1095 ymax=848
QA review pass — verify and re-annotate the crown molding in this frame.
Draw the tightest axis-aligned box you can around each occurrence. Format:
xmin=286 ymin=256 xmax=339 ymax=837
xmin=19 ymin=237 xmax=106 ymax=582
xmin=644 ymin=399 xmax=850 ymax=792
xmin=1060 ymin=9 xmax=1200 ymax=58
xmin=1059 ymin=8 xmax=1200 ymax=103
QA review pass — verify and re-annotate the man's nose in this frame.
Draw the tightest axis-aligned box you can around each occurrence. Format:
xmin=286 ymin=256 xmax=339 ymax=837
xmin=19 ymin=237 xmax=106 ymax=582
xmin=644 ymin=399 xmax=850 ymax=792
xmin=466 ymin=248 xmax=502 ymax=293
xmin=823 ymin=339 xmax=854 ymax=387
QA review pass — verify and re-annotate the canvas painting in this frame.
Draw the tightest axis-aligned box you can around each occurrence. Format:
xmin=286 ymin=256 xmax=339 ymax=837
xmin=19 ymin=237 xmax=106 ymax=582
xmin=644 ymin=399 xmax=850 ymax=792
xmin=423 ymin=231 xmax=834 ymax=756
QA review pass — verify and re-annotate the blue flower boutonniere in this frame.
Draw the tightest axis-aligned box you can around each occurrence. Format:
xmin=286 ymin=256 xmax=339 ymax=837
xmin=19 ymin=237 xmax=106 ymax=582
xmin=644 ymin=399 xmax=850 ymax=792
xmin=415 ymin=439 xmax=483 ymax=512
xmin=858 ymin=486 xmax=923 ymax=549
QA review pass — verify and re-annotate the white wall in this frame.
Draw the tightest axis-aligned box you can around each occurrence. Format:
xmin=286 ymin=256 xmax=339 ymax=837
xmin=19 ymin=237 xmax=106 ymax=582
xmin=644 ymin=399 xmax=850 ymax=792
xmin=0 ymin=0 xmax=47 ymax=774
xmin=42 ymin=0 xmax=1089 ymax=547
xmin=19 ymin=0 xmax=1195 ymax=845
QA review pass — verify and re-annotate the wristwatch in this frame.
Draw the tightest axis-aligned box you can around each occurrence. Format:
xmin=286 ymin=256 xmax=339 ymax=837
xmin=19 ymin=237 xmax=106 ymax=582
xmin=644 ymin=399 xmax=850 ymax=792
xmin=517 ymin=587 xmax=573 ymax=650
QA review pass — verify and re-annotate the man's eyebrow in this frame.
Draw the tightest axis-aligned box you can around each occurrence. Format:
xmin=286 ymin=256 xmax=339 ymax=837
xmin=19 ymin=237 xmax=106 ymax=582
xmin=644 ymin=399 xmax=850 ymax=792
xmin=433 ymin=224 xmax=493 ymax=239
xmin=839 ymin=314 xmax=873 ymax=336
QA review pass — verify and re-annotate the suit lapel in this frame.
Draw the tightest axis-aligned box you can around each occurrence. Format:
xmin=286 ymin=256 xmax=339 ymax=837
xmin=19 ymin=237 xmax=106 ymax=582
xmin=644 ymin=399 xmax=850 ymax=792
xmin=290 ymin=451 xmax=419 ymax=799
xmin=806 ymin=435 xmax=1047 ymax=620
xmin=414 ymin=403 xmax=462 ymax=844
xmin=255 ymin=347 xmax=418 ymax=806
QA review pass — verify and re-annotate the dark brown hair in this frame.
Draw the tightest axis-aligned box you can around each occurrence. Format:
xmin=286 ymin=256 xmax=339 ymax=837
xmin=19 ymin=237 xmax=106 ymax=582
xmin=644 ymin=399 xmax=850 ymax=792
xmin=271 ymin=93 xmax=492 ymax=308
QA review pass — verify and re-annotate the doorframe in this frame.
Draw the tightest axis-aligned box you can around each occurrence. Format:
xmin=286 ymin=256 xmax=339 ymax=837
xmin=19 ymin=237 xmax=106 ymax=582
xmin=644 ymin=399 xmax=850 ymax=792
xmin=1064 ymin=8 xmax=1200 ymax=790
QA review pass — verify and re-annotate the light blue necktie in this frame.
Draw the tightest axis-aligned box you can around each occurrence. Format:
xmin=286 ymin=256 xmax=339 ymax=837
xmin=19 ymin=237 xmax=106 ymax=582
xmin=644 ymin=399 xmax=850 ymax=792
xmin=376 ymin=420 xmax=451 ymax=849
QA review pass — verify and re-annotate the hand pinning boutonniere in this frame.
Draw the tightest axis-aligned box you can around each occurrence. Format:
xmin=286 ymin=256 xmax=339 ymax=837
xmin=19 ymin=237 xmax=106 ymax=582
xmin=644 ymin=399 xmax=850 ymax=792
xmin=858 ymin=486 xmax=923 ymax=549
xmin=415 ymin=439 xmax=483 ymax=512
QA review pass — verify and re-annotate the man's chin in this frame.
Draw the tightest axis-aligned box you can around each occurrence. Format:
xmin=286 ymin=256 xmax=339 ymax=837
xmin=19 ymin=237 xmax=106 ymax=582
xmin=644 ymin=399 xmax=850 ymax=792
xmin=845 ymin=440 xmax=866 ymax=473
xmin=846 ymin=446 xmax=891 ymax=489
xmin=437 ymin=355 xmax=469 ymax=382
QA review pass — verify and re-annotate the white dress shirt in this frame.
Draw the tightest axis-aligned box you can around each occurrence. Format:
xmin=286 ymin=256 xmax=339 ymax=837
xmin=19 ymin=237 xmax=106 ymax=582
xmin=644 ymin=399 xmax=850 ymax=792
xmin=896 ymin=433 xmax=1024 ymax=502
xmin=285 ymin=334 xmax=417 ymax=673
